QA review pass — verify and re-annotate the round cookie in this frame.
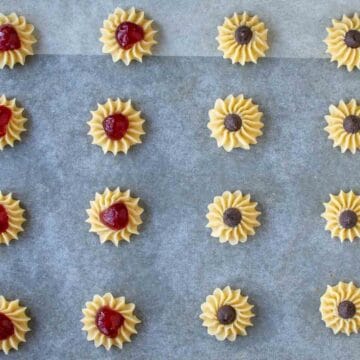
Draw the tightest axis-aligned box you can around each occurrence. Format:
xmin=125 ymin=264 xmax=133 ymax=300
xmin=81 ymin=292 xmax=141 ymax=350
xmin=208 ymin=94 xmax=264 ymax=152
xmin=86 ymin=187 xmax=143 ymax=246
xmin=324 ymin=99 xmax=360 ymax=154
xmin=320 ymin=281 xmax=360 ymax=335
xmin=0 ymin=296 xmax=30 ymax=354
xmin=206 ymin=190 xmax=261 ymax=245
xmin=200 ymin=286 xmax=255 ymax=341
xmin=324 ymin=13 xmax=360 ymax=71
xmin=0 ymin=191 xmax=25 ymax=245
xmin=100 ymin=7 xmax=157 ymax=65
xmin=0 ymin=95 xmax=27 ymax=150
xmin=87 ymin=98 xmax=145 ymax=155
xmin=0 ymin=13 xmax=36 ymax=69
xmin=322 ymin=190 xmax=360 ymax=242
xmin=216 ymin=12 xmax=269 ymax=65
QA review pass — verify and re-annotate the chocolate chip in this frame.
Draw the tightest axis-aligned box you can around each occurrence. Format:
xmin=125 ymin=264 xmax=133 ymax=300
xmin=223 ymin=208 xmax=242 ymax=227
xmin=343 ymin=115 xmax=360 ymax=134
xmin=344 ymin=30 xmax=360 ymax=49
xmin=235 ymin=25 xmax=253 ymax=45
xmin=339 ymin=210 xmax=358 ymax=229
xmin=217 ymin=305 xmax=236 ymax=325
xmin=338 ymin=300 xmax=356 ymax=319
xmin=224 ymin=114 xmax=242 ymax=132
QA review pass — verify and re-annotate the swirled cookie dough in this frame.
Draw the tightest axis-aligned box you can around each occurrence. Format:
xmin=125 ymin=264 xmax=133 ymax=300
xmin=0 ymin=296 xmax=30 ymax=354
xmin=87 ymin=98 xmax=145 ymax=155
xmin=206 ymin=190 xmax=261 ymax=245
xmin=100 ymin=7 xmax=157 ymax=65
xmin=0 ymin=192 xmax=25 ymax=245
xmin=322 ymin=190 xmax=360 ymax=242
xmin=0 ymin=13 xmax=36 ymax=69
xmin=324 ymin=99 xmax=360 ymax=154
xmin=320 ymin=281 xmax=360 ymax=335
xmin=217 ymin=12 xmax=269 ymax=65
xmin=208 ymin=94 xmax=263 ymax=152
xmin=0 ymin=95 xmax=27 ymax=150
xmin=81 ymin=292 xmax=141 ymax=350
xmin=200 ymin=286 xmax=255 ymax=341
xmin=324 ymin=13 xmax=360 ymax=72
xmin=86 ymin=187 xmax=143 ymax=246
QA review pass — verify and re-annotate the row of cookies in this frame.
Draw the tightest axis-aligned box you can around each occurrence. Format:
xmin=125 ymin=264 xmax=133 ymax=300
xmin=1 ymin=95 xmax=360 ymax=154
xmin=0 ymin=10 xmax=359 ymax=70
xmin=1 ymin=280 xmax=358 ymax=354
xmin=0 ymin=188 xmax=358 ymax=248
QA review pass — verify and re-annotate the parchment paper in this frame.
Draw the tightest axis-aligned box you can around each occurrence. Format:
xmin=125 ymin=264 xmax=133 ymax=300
xmin=1 ymin=0 xmax=360 ymax=57
xmin=1 ymin=1 xmax=360 ymax=359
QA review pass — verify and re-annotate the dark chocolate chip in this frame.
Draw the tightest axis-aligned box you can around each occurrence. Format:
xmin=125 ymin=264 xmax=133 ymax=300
xmin=217 ymin=305 xmax=237 ymax=324
xmin=343 ymin=115 xmax=360 ymax=134
xmin=338 ymin=300 xmax=356 ymax=319
xmin=223 ymin=208 xmax=242 ymax=227
xmin=344 ymin=30 xmax=360 ymax=49
xmin=224 ymin=114 xmax=242 ymax=132
xmin=235 ymin=25 xmax=253 ymax=45
xmin=339 ymin=210 xmax=358 ymax=229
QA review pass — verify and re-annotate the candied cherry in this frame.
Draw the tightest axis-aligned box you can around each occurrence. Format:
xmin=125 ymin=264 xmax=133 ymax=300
xmin=115 ymin=22 xmax=144 ymax=50
xmin=95 ymin=306 xmax=124 ymax=338
xmin=100 ymin=202 xmax=129 ymax=230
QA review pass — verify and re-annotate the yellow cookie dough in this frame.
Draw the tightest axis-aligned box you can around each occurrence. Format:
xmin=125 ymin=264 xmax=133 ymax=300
xmin=87 ymin=98 xmax=145 ymax=155
xmin=217 ymin=12 xmax=269 ymax=65
xmin=206 ymin=190 xmax=261 ymax=245
xmin=0 ymin=296 xmax=30 ymax=354
xmin=0 ymin=13 xmax=36 ymax=69
xmin=322 ymin=190 xmax=360 ymax=242
xmin=200 ymin=286 xmax=255 ymax=341
xmin=324 ymin=13 xmax=360 ymax=72
xmin=208 ymin=94 xmax=264 ymax=152
xmin=81 ymin=292 xmax=141 ymax=350
xmin=100 ymin=7 xmax=157 ymax=65
xmin=86 ymin=187 xmax=143 ymax=246
xmin=320 ymin=281 xmax=360 ymax=335
xmin=0 ymin=191 xmax=25 ymax=245
xmin=324 ymin=99 xmax=360 ymax=154
xmin=0 ymin=95 xmax=27 ymax=150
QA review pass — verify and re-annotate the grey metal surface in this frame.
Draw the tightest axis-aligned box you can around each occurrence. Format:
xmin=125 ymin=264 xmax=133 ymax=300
xmin=0 ymin=55 xmax=360 ymax=359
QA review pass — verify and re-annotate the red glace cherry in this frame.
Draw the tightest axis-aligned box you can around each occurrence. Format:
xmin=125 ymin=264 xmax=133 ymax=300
xmin=103 ymin=113 xmax=129 ymax=140
xmin=0 ymin=24 xmax=21 ymax=51
xmin=95 ymin=306 xmax=125 ymax=338
xmin=115 ymin=22 xmax=144 ymax=50
xmin=0 ymin=205 xmax=9 ymax=234
xmin=0 ymin=313 xmax=14 ymax=340
xmin=0 ymin=106 xmax=12 ymax=137
xmin=100 ymin=202 xmax=129 ymax=230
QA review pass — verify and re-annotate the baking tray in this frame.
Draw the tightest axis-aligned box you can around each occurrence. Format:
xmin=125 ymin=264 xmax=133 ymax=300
xmin=1 ymin=1 xmax=360 ymax=359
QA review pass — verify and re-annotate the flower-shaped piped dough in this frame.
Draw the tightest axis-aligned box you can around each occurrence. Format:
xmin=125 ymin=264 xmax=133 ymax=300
xmin=86 ymin=188 xmax=143 ymax=246
xmin=0 ymin=296 xmax=30 ymax=354
xmin=206 ymin=191 xmax=261 ymax=245
xmin=208 ymin=95 xmax=264 ymax=152
xmin=324 ymin=99 xmax=360 ymax=154
xmin=320 ymin=281 xmax=360 ymax=335
xmin=100 ymin=7 xmax=157 ymax=65
xmin=0 ymin=95 xmax=27 ymax=150
xmin=217 ymin=12 xmax=269 ymax=65
xmin=81 ymin=292 xmax=141 ymax=350
xmin=0 ymin=192 xmax=25 ymax=245
xmin=324 ymin=14 xmax=360 ymax=72
xmin=200 ymin=286 xmax=255 ymax=341
xmin=88 ymin=98 xmax=145 ymax=155
xmin=322 ymin=190 xmax=360 ymax=242
xmin=0 ymin=13 xmax=36 ymax=69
